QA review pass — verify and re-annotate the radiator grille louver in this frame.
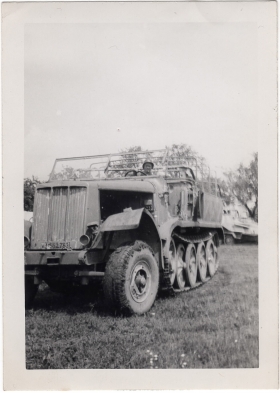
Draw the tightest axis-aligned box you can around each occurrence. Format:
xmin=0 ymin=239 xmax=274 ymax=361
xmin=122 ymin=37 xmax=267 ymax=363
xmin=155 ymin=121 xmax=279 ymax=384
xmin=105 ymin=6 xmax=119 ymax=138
xmin=49 ymin=187 xmax=68 ymax=241
xmin=33 ymin=188 xmax=50 ymax=243
xmin=66 ymin=187 xmax=87 ymax=241
xmin=32 ymin=186 xmax=87 ymax=249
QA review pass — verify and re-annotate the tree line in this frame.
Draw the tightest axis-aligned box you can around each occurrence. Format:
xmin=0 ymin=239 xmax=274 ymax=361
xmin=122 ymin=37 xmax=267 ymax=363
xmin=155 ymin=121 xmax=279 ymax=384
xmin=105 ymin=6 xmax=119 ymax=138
xmin=24 ymin=144 xmax=258 ymax=221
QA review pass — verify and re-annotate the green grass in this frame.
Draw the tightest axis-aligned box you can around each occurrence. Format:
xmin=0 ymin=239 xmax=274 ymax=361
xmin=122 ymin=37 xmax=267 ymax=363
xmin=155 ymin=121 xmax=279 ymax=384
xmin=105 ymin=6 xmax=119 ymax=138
xmin=25 ymin=244 xmax=258 ymax=369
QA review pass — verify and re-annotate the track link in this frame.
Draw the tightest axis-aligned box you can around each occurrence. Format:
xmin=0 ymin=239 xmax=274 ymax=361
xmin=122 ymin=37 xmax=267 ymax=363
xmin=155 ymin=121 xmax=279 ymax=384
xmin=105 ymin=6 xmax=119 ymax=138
xmin=161 ymin=231 xmax=219 ymax=294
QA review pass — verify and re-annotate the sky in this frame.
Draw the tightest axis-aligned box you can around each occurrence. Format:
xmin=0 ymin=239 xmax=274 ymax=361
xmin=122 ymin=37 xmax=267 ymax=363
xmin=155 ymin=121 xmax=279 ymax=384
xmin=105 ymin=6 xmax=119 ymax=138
xmin=24 ymin=22 xmax=258 ymax=180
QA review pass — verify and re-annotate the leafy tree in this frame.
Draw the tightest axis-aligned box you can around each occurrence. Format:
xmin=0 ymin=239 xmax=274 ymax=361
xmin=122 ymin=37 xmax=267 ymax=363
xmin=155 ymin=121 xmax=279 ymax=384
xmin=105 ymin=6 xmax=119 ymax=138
xmin=24 ymin=177 xmax=41 ymax=211
xmin=167 ymin=143 xmax=200 ymax=164
xmin=216 ymin=177 xmax=233 ymax=205
xmin=119 ymin=146 xmax=143 ymax=169
xmin=121 ymin=146 xmax=142 ymax=154
xmin=121 ymin=143 xmax=207 ymax=175
xmin=166 ymin=143 xmax=209 ymax=181
xmin=52 ymin=166 xmax=93 ymax=180
xmin=224 ymin=153 xmax=258 ymax=221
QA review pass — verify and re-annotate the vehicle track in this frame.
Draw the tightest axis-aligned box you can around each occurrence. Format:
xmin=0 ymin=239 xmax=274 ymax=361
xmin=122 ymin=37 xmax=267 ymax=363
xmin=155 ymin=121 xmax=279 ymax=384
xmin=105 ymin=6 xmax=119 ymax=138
xmin=161 ymin=231 xmax=219 ymax=295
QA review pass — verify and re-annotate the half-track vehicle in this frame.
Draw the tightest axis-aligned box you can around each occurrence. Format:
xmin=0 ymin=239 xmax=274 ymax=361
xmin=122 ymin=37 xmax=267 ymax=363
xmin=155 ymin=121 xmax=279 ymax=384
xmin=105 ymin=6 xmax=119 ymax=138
xmin=24 ymin=149 xmax=224 ymax=315
xmin=222 ymin=206 xmax=258 ymax=245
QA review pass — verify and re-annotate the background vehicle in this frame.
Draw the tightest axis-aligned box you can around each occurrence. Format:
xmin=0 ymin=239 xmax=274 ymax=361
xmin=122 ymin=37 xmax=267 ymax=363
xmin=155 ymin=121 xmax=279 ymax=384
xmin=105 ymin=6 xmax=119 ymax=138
xmin=24 ymin=149 xmax=224 ymax=315
xmin=222 ymin=205 xmax=258 ymax=245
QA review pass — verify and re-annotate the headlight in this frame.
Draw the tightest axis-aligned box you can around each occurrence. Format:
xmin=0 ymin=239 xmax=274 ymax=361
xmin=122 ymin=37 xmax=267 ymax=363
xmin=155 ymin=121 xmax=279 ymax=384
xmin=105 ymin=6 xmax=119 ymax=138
xmin=79 ymin=234 xmax=90 ymax=246
xmin=80 ymin=223 xmax=99 ymax=247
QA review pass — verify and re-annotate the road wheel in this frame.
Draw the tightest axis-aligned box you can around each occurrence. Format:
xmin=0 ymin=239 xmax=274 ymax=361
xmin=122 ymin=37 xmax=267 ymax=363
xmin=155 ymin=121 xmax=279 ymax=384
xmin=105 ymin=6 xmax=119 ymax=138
xmin=175 ymin=243 xmax=186 ymax=289
xmin=206 ymin=239 xmax=218 ymax=277
xmin=185 ymin=243 xmax=197 ymax=287
xmin=168 ymin=238 xmax=177 ymax=286
xmin=25 ymin=276 xmax=38 ymax=309
xmin=225 ymin=235 xmax=235 ymax=245
xmin=196 ymin=242 xmax=207 ymax=282
xmin=103 ymin=241 xmax=159 ymax=315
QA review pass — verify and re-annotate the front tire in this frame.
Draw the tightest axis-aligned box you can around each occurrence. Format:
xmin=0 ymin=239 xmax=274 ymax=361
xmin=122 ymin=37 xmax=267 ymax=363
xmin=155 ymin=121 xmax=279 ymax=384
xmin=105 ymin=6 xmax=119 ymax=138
xmin=103 ymin=241 xmax=159 ymax=315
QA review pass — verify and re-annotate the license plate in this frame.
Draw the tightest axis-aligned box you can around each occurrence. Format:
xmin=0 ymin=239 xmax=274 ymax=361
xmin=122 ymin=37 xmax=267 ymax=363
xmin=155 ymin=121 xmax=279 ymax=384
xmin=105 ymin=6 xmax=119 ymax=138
xmin=41 ymin=242 xmax=71 ymax=250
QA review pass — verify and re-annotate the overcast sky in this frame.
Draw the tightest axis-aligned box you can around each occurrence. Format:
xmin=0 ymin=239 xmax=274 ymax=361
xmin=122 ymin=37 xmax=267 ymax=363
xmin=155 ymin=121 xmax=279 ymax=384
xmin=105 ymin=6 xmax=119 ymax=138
xmin=24 ymin=22 xmax=258 ymax=180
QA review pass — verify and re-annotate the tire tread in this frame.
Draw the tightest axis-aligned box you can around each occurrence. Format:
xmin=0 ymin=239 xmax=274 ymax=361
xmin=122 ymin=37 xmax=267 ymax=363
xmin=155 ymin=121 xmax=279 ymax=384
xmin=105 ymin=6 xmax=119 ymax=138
xmin=103 ymin=241 xmax=158 ymax=314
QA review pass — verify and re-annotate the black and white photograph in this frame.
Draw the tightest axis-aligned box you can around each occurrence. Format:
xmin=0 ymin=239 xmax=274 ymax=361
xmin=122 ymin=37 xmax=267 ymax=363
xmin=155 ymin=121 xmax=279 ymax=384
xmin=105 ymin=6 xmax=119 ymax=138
xmin=3 ymin=1 xmax=278 ymax=390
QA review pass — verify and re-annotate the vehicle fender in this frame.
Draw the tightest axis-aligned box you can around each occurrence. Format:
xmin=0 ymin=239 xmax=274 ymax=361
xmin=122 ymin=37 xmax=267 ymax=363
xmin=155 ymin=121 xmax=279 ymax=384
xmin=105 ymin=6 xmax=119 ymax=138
xmin=100 ymin=208 xmax=163 ymax=268
xmin=222 ymin=216 xmax=246 ymax=234
xmin=100 ymin=208 xmax=145 ymax=232
xmin=159 ymin=219 xmax=225 ymax=254
xmin=223 ymin=229 xmax=242 ymax=240
xmin=222 ymin=221 xmax=244 ymax=235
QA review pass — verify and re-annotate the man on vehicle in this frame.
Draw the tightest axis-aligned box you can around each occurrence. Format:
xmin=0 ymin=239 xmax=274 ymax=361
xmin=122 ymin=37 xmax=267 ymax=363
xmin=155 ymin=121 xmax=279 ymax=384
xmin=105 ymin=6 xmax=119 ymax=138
xmin=142 ymin=161 xmax=154 ymax=175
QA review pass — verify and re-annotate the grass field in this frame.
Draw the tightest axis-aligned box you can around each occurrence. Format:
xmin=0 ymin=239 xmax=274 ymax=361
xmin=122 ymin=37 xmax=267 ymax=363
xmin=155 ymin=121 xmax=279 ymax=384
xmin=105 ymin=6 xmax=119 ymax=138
xmin=25 ymin=244 xmax=258 ymax=369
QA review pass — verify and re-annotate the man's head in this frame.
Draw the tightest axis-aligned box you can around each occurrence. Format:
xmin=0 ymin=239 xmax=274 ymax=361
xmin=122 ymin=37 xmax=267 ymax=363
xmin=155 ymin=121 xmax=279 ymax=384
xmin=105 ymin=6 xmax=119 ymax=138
xmin=142 ymin=161 xmax=154 ymax=175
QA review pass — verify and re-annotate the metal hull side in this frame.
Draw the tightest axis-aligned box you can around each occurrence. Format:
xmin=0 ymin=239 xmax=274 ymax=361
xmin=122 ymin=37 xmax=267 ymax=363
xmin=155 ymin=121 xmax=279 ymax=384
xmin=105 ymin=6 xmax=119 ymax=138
xmin=200 ymin=192 xmax=223 ymax=223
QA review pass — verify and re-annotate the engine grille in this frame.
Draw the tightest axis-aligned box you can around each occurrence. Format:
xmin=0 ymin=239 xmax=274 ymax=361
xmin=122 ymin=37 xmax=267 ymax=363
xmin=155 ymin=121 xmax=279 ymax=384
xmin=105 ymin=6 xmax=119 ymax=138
xmin=32 ymin=186 xmax=87 ymax=249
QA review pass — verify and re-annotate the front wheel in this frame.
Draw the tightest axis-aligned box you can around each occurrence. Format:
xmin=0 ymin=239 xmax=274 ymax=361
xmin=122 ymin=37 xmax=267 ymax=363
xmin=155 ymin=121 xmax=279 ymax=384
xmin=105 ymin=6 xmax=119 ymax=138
xmin=103 ymin=241 xmax=159 ymax=315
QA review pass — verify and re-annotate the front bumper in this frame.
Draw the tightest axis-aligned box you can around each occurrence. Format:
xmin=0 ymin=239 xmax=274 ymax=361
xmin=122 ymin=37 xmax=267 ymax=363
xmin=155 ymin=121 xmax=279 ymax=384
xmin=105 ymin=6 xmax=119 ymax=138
xmin=25 ymin=250 xmax=82 ymax=266
xmin=24 ymin=249 xmax=106 ymax=282
xmin=24 ymin=249 xmax=106 ymax=266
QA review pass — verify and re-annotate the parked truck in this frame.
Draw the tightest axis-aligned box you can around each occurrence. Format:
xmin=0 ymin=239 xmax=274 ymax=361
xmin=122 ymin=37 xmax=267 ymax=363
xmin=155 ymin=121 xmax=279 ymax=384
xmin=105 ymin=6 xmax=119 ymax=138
xmin=24 ymin=149 xmax=224 ymax=315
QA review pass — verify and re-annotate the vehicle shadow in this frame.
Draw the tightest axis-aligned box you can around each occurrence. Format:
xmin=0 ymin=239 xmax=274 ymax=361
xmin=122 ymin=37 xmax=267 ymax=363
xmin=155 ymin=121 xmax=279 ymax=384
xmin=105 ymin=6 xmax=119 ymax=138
xmin=28 ymin=283 xmax=110 ymax=316
xmin=28 ymin=283 xmax=167 ymax=318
